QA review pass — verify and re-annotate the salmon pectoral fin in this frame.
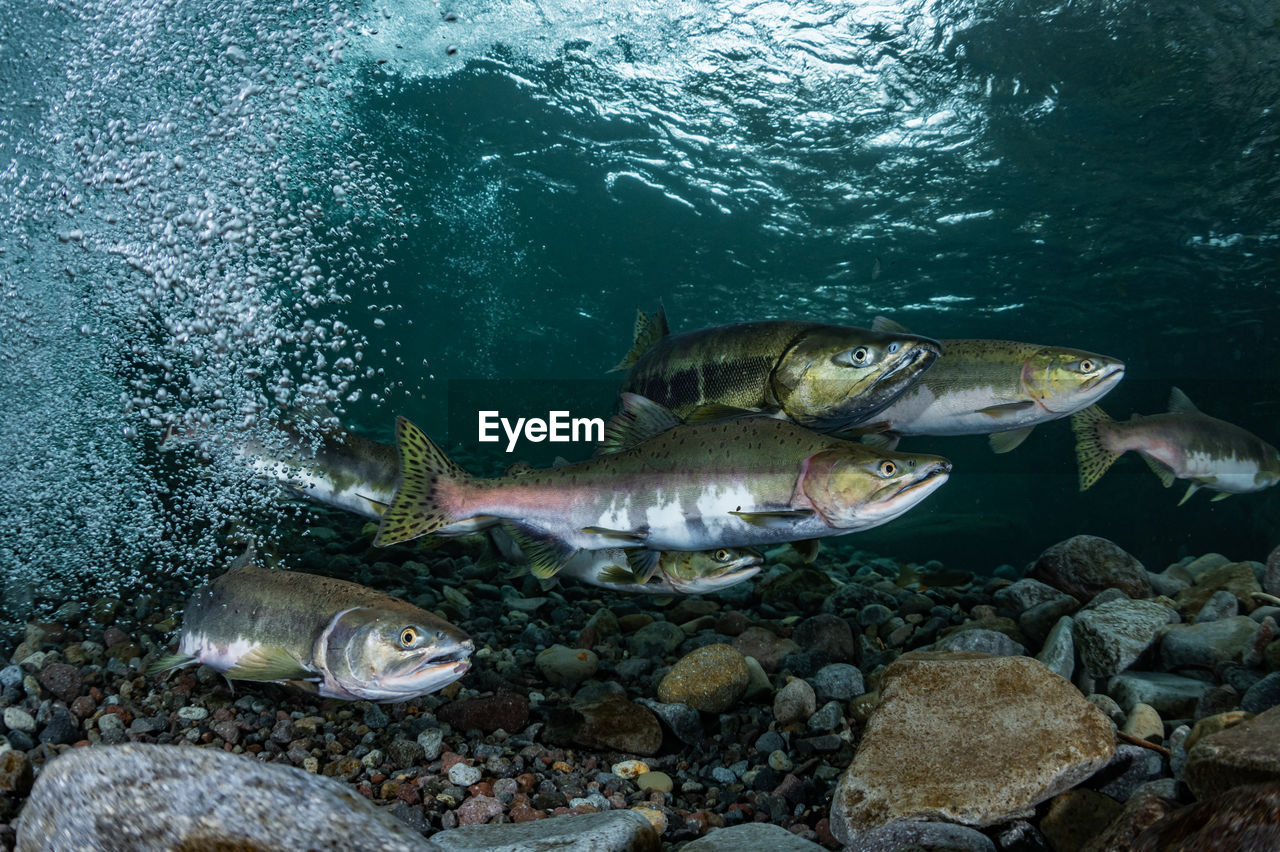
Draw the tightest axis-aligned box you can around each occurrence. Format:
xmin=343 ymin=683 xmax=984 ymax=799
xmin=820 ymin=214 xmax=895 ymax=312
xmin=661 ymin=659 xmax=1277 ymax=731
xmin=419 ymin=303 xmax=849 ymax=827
xmin=146 ymin=653 xmax=197 ymax=677
xmin=624 ymin=547 xmax=661 ymax=583
xmin=501 ymin=521 xmax=581 ymax=579
xmin=225 ymin=647 xmax=314 ymax=683
xmin=581 ymin=525 xmax=648 ymax=543
xmin=789 ymin=539 xmax=821 ymax=563
xmin=1177 ymin=482 xmax=1201 ymax=506
xmin=730 ymin=509 xmax=815 ymax=528
xmin=598 ymin=564 xmax=642 ymax=586
xmin=1210 ymin=491 xmax=1231 ymax=502
xmin=977 ymin=401 xmax=1035 ymax=418
xmin=989 ymin=425 xmax=1034 ymax=454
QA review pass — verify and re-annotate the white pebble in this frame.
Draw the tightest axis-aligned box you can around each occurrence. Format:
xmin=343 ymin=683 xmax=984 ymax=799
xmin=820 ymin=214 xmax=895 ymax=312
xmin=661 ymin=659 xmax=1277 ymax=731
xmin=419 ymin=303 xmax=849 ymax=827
xmin=612 ymin=759 xmax=649 ymax=779
xmin=177 ymin=706 xmax=208 ymax=721
xmin=3 ymin=707 xmax=36 ymax=733
xmin=418 ymin=728 xmax=444 ymax=761
xmin=448 ymin=762 xmax=481 ymax=787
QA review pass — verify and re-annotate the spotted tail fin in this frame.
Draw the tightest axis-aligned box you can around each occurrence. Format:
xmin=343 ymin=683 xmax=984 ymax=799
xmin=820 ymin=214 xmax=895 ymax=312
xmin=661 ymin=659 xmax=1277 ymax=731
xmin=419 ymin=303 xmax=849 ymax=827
xmin=1071 ymin=405 xmax=1121 ymax=491
xmin=374 ymin=417 xmax=468 ymax=547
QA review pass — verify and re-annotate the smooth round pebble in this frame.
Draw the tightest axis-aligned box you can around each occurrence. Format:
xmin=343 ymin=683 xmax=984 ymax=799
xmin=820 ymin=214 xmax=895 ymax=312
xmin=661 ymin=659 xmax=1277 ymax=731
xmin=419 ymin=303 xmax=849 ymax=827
xmin=177 ymin=706 xmax=208 ymax=721
xmin=535 ymin=644 xmax=599 ymax=685
xmin=636 ymin=770 xmax=673 ymax=794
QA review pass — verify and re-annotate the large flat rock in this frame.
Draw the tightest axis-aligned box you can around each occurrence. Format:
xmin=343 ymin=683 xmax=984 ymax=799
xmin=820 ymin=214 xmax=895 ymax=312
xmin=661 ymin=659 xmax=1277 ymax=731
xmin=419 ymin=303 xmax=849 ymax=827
xmin=16 ymin=743 xmax=439 ymax=852
xmin=830 ymin=652 xmax=1115 ymax=844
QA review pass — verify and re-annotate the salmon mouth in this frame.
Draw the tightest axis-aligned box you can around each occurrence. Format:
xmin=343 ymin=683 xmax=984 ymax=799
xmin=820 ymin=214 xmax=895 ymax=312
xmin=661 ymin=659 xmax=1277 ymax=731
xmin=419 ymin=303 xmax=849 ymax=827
xmin=891 ymin=460 xmax=952 ymax=500
xmin=1081 ymin=362 xmax=1125 ymax=392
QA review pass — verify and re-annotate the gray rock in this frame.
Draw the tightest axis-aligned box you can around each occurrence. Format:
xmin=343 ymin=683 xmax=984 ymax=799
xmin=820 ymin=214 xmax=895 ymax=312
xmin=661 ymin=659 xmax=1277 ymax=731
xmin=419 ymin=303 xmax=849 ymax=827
xmin=994 ymin=579 xmax=1075 ymax=615
xmin=627 ymin=621 xmax=685 ymax=659
xmin=1193 ymin=590 xmax=1239 ymax=623
xmin=14 ymin=743 xmax=439 ymax=851
xmin=418 ymin=728 xmax=444 ymax=761
xmin=838 ymin=819 xmax=996 ymax=852
xmin=1073 ymin=599 xmax=1172 ymax=678
xmin=1242 ymin=672 xmax=1280 ymax=714
xmin=936 ymin=628 xmax=1026 ymax=657
xmin=1148 ymin=569 xmax=1191 ymax=598
xmin=1160 ymin=617 xmax=1258 ymax=670
xmin=432 ymin=809 xmax=659 ymax=852
xmin=1107 ymin=671 xmax=1212 ymax=716
xmin=636 ymin=699 xmax=702 ymax=746
xmin=1018 ymin=596 xmax=1081 ymax=646
xmin=806 ymin=700 xmax=844 ymax=734
xmin=1086 ymin=693 xmax=1126 ymax=724
xmin=680 ymin=822 xmax=826 ymax=851
xmin=1036 ymin=616 xmax=1075 ymax=681
xmin=1088 ymin=744 xmax=1165 ymax=801
xmin=809 ymin=663 xmax=864 ymax=703
xmin=1030 ymin=535 xmax=1151 ymax=601
xmin=773 ymin=677 xmax=817 ymax=725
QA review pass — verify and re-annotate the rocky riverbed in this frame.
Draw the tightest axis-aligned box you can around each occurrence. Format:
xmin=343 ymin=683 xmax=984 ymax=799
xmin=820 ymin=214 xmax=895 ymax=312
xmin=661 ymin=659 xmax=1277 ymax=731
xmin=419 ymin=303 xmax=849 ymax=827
xmin=2 ymin=517 xmax=1280 ymax=850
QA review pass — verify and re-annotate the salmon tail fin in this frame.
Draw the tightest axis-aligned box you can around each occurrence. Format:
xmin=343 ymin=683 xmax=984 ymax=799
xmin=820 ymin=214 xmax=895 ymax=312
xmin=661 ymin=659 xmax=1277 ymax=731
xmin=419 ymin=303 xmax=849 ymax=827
xmin=147 ymin=653 xmax=196 ymax=677
xmin=1071 ymin=405 xmax=1120 ymax=491
xmin=609 ymin=305 xmax=669 ymax=372
xmin=375 ymin=417 xmax=468 ymax=547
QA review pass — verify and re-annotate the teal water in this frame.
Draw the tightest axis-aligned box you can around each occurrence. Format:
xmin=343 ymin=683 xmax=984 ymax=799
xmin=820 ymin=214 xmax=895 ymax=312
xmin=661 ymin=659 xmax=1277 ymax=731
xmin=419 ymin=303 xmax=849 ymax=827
xmin=1 ymin=0 xmax=1278 ymax=619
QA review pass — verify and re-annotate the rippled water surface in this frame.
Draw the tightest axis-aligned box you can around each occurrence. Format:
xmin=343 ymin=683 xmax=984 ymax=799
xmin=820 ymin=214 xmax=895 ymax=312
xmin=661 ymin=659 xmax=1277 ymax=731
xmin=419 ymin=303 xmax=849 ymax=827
xmin=2 ymin=0 xmax=1278 ymax=617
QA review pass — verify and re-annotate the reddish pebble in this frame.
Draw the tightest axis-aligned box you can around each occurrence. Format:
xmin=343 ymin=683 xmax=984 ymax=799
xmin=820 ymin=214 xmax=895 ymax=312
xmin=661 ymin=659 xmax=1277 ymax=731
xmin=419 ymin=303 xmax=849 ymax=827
xmin=516 ymin=772 xmax=536 ymax=794
xmin=356 ymin=783 xmax=374 ymax=799
xmin=397 ymin=785 xmax=421 ymax=806
xmin=456 ymin=794 xmax=504 ymax=826
xmin=508 ymin=803 xmax=545 ymax=823
xmin=370 ymin=773 xmax=387 ymax=785
xmin=815 ymin=817 xmax=838 ymax=847
xmin=439 ymin=751 xmax=464 ymax=772
xmin=468 ymin=781 xmax=493 ymax=797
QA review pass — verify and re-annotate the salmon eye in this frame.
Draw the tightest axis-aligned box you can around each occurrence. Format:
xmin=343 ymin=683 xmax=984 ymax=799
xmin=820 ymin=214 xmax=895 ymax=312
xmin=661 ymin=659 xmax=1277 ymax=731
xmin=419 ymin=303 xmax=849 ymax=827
xmin=836 ymin=346 xmax=873 ymax=367
xmin=714 ymin=549 xmax=731 ymax=562
xmin=399 ymin=627 xmax=419 ymax=648
xmin=878 ymin=460 xmax=897 ymax=477
xmin=1078 ymin=359 xmax=1095 ymax=373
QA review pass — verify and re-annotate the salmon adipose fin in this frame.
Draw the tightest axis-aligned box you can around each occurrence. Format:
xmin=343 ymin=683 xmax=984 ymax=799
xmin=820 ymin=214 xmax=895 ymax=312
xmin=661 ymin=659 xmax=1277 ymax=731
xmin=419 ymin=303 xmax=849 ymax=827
xmin=610 ymin=305 xmax=670 ymax=372
xmin=1071 ymin=405 xmax=1122 ymax=491
xmin=375 ymin=417 xmax=469 ymax=547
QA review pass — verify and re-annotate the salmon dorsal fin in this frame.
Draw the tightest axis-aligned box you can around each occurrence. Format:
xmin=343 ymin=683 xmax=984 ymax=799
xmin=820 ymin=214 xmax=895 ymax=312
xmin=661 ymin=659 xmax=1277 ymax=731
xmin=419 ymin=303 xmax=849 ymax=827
xmin=596 ymin=393 xmax=682 ymax=455
xmin=609 ymin=305 xmax=670 ymax=372
xmin=1167 ymin=387 xmax=1201 ymax=415
xmin=871 ymin=315 xmax=912 ymax=334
